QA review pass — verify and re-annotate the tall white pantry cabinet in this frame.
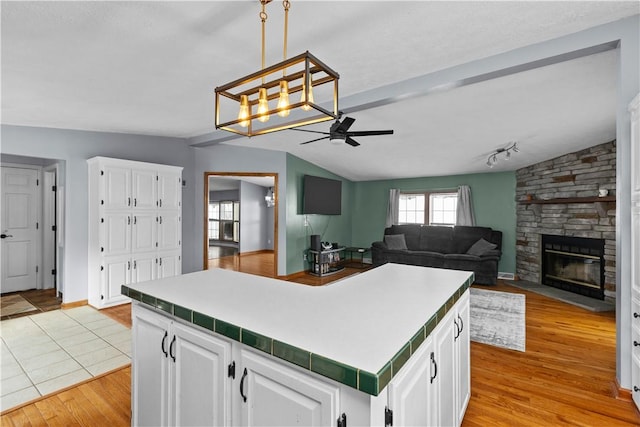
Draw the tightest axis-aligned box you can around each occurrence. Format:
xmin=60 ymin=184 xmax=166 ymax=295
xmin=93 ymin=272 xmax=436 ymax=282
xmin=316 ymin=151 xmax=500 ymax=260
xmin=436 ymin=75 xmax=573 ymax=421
xmin=88 ymin=156 xmax=183 ymax=309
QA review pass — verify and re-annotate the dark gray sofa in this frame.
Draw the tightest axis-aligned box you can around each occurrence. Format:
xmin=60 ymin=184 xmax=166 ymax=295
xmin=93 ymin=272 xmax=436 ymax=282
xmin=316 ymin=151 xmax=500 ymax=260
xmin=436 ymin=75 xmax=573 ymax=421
xmin=371 ymin=224 xmax=502 ymax=285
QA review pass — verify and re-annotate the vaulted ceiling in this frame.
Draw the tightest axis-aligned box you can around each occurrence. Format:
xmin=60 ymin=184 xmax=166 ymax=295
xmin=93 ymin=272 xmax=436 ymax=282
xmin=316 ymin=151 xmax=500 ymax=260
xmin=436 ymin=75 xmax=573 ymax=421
xmin=2 ymin=2 xmax=638 ymax=180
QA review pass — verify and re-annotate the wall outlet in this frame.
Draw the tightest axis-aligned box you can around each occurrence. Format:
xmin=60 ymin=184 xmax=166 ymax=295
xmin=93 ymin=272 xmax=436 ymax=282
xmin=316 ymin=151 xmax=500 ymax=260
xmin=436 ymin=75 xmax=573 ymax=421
xmin=303 ymin=253 xmax=308 ymax=261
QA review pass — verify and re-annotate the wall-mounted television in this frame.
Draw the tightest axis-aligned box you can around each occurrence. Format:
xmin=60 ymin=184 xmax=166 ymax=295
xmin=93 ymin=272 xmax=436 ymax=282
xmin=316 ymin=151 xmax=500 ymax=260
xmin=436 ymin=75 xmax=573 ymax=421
xmin=302 ymin=175 xmax=342 ymax=215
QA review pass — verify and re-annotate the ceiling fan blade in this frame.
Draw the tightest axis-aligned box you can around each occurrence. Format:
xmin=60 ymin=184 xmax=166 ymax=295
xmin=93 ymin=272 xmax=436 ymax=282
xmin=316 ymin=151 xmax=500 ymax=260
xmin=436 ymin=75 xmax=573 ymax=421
xmin=345 ymin=136 xmax=360 ymax=147
xmin=334 ymin=117 xmax=356 ymax=133
xmin=300 ymin=136 xmax=330 ymax=145
xmin=290 ymin=128 xmax=330 ymax=135
xmin=347 ymin=130 xmax=394 ymax=137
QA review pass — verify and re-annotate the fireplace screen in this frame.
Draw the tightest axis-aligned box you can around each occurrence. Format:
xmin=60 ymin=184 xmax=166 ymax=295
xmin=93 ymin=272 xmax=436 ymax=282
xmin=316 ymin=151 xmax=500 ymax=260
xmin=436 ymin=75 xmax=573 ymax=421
xmin=541 ymin=235 xmax=605 ymax=300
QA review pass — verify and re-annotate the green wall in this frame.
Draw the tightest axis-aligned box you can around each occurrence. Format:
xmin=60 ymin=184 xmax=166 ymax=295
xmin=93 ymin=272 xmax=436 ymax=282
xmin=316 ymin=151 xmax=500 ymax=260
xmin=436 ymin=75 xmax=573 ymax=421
xmin=285 ymin=154 xmax=355 ymax=275
xmin=284 ymin=154 xmax=516 ymax=275
xmin=350 ymin=172 xmax=517 ymax=274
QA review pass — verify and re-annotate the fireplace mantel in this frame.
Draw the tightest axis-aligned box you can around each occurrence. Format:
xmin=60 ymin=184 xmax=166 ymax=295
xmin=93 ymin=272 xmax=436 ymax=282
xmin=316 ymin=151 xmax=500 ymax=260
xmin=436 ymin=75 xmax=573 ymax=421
xmin=519 ymin=196 xmax=616 ymax=217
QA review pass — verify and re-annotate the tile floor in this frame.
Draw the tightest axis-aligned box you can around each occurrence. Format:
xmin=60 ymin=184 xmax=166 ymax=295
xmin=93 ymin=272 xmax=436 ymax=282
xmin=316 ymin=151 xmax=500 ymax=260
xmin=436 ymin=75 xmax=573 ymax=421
xmin=0 ymin=306 xmax=131 ymax=412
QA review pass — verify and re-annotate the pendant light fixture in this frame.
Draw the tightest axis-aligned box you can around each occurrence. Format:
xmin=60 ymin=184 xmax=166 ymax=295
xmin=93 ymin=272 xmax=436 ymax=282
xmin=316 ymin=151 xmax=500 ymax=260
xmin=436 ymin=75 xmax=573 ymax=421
xmin=215 ymin=0 xmax=339 ymax=137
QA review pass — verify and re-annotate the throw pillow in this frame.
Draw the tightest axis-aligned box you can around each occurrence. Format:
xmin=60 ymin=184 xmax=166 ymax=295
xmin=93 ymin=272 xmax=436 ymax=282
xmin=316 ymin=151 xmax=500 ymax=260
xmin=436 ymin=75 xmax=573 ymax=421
xmin=384 ymin=234 xmax=408 ymax=250
xmin=466 ymin=238 xmax=497 ymax=256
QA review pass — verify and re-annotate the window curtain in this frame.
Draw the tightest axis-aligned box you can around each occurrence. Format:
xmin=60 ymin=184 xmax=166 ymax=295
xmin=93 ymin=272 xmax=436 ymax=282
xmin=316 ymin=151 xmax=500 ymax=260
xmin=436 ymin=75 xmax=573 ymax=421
xmin=385 ymin=188 xmax=400 ymax=228
xmin=456 ymin=185 xmax=476 ymax=226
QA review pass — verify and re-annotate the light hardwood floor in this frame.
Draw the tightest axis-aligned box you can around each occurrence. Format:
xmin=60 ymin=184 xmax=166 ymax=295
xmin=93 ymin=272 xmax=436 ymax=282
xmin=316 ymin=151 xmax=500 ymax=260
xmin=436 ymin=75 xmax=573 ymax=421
xmin=3 ymin=253 xmax=639 ymax=425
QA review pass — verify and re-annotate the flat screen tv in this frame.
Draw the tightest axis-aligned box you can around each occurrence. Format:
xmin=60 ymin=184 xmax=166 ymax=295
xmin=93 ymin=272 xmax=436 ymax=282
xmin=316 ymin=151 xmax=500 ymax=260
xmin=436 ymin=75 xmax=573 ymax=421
xmin=303 ymin=175 xmax=342 ymax=215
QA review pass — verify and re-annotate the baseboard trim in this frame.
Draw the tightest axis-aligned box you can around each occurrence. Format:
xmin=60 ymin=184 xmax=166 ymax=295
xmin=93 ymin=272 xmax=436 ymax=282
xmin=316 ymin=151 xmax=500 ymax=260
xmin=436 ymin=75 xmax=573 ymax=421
xmin=61 ymin=299 xmax=88 ymax=309
xmin=611 ymin=378 xmax=633 ymax=401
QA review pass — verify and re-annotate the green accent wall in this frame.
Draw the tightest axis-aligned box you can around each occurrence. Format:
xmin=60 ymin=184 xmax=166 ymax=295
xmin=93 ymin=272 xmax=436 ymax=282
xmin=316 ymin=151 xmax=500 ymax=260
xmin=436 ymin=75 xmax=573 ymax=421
xmin=285 ymin=153 xmax=516 ymax=275
xmin=350 ymin=172 xmax=517 ymax=274
xmin=285 ymin=154 xmax=355 ymax=275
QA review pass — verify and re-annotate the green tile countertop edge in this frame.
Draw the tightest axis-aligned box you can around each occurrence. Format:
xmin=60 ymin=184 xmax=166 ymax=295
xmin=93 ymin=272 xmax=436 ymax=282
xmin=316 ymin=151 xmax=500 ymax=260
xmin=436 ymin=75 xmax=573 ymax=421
xmin=121 ymin=274 xmax=472 ymax=397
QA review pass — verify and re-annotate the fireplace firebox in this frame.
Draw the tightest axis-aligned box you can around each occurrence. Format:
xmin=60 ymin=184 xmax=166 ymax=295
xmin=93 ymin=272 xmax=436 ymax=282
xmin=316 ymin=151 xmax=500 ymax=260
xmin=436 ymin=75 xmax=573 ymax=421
xmin=541 ymin=234 xmax=605 ymax=300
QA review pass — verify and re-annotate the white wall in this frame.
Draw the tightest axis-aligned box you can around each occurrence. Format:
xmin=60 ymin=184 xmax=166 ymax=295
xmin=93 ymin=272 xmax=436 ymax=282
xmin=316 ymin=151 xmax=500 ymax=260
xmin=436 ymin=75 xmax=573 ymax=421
xmin=0 ymin=125 xmax=195 ymax=303
xmin=239 ymin=181 xmax=269 ymax=253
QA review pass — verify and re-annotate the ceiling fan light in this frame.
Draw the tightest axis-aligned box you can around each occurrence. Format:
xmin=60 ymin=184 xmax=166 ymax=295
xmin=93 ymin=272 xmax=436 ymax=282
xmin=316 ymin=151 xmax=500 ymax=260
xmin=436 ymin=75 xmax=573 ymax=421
xmin=277 ymin=81 xmax=290 ymax=117
xmin=257 ymin=88 xmax=270 ymax=122
xmin=330 ymin=135 xmax=345 ymax=145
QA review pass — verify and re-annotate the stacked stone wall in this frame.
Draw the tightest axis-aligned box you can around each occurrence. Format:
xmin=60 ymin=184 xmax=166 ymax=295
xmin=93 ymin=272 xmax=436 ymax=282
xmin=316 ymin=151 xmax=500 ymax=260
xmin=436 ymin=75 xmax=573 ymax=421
xmin=515 ymin=140 xmax=616 ymax=300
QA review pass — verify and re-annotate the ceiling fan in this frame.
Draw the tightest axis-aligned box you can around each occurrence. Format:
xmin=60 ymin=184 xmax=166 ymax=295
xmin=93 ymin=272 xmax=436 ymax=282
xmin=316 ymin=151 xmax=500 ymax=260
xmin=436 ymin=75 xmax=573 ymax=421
xmin=291 ymin=115 xmax=393 ymax=147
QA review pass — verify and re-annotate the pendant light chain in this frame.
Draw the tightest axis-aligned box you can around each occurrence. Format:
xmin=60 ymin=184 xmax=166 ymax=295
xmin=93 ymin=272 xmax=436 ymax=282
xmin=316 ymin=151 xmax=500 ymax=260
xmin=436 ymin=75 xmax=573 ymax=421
xmin=260 ymin=1 xmax=268 ymax=83
xmin=283 ymin=0 xmax=289 ymax=68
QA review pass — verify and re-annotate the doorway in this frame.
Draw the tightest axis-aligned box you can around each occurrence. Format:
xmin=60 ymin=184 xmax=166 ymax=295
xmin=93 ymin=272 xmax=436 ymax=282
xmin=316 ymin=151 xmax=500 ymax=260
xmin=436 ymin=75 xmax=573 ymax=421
xmin=203 ymin=172 xmax=278 ymax=276
xmin=1 ymin=157 xmax=61 ymax=297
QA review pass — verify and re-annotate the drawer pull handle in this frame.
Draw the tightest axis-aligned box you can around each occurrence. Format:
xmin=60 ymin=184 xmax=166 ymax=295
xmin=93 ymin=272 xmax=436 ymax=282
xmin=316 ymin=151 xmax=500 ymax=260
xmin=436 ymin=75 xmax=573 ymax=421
xmin=634 ymin=312 xmax=640 ymax=319
xmin=161 ymin=331 xmax=168 ymax=357
xmin=635 ymin=386 xmax=640 ymax=392
xmin=169 ymin=335 xmax=176 ymax=362
xmin=240 ymin=368 xmax=248 ymax=402
xmin=430 ymin=352 xmax=438 ymax=384
xmin=634 ymin=341 xmax=640 ymax=347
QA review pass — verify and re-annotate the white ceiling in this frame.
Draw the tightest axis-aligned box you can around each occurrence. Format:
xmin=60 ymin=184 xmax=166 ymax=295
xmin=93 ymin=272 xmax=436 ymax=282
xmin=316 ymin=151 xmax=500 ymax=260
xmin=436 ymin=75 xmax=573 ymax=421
xmin=2 ymin=1 xmax=638 ymax=181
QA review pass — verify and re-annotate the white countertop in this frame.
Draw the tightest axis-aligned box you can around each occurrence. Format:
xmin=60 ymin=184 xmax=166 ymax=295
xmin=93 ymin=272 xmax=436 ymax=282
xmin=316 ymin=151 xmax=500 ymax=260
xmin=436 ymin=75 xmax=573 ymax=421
xmin=128 ymin=264 xmax=471 ymax=374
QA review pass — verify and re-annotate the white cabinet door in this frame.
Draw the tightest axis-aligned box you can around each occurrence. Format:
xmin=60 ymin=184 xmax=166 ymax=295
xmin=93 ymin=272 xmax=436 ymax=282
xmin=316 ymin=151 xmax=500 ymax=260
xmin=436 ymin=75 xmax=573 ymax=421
xmin=158 ymin=171 xmax=182 ymax=210
xmin=455 ymin=292 xmax=470 ymax=423
xmin=388 ymin=337 xmax=435 ymax=426
xmin=158 ymin=253 xmax=181 ymax=279
xmin=238 ymin=349 xmax=340 ymax=427
xmin=132 ymin=254 xmax=156 ymax=284
xmin=132 ymin=305 xmax=172 ymax=427
xmin=102 ymin=165 xmax=131 ymax=210
xmin=133 ymin=169 xmax=157 ymax=210
xmin=102 ymin=213 xmax=131 ymax=255
xmin=102 ymin=254 xmax=131 ymax=304
xmin=171 ymin=322 xmax=232 ymax=427
xmin=158 ymin=212 xmax=181 ymax=251
xmin=132 ymin=213 xmax=157 ymax=253
xmin=432 ymin=309 xmax=456 ymax=427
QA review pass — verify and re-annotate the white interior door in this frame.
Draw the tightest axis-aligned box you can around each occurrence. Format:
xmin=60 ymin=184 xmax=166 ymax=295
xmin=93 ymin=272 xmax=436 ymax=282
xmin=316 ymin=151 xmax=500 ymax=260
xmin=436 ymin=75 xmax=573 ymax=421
xmin=1 ymin=166 xmax=40 ymax=293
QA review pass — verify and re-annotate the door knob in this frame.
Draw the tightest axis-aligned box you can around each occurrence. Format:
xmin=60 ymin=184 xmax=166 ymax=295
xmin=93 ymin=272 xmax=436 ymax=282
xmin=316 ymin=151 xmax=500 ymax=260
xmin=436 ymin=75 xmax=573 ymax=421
xmin=0 ymin=234 xmax=13 ymax=239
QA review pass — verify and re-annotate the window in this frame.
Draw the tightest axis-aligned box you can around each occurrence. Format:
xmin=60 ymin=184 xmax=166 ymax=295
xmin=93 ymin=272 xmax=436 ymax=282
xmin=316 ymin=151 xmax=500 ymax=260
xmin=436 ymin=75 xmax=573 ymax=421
xmin=208 ymin=201 xmax=240 ymax=242
xmin=398 ymin=191 xmax=458 ymax=226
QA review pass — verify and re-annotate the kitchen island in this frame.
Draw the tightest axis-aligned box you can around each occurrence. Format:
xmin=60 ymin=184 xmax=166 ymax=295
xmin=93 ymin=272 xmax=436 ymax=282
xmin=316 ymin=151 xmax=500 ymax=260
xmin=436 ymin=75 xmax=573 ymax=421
xmin=124 ymin=263 xmax=472 ymax=426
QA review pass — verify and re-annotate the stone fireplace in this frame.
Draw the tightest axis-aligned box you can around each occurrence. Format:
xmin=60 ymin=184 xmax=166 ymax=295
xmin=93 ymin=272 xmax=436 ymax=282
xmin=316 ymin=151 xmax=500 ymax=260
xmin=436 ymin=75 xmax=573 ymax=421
xmin=515 ymin=141 xmax=616 ymax=301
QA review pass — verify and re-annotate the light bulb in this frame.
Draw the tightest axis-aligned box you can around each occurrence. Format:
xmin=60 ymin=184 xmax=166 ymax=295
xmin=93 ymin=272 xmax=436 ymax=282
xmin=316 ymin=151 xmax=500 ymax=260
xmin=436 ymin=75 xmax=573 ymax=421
xmin=277 ymin=81 xmax=290 ymax=117
xmin=300 ymin=81 xmax=314 ymax=111
xmin=238 ymin=94 xmax=250 ymax=128
xmin=257 ymin=88 xmax=270 ymax=122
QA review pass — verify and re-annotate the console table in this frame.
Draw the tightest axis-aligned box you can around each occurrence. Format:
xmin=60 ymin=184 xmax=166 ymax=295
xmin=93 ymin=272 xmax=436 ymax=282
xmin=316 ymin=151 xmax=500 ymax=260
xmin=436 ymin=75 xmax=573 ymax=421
xmin=308 ymin=246 xmax=345 ymax=277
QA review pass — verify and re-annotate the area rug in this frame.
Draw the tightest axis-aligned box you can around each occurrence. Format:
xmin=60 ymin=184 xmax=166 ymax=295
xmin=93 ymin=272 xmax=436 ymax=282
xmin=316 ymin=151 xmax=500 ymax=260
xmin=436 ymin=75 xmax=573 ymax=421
xmin=470 ymin=287 xmax=526 ymax=352
xmin=1 ymin=294 xmax=39 ymax=319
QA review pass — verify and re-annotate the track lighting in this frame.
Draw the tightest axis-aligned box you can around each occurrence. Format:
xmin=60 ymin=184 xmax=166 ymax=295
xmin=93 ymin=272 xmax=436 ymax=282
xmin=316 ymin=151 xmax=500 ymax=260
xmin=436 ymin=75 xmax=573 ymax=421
xmin=486 ymin=142 xmax=518 ymax=168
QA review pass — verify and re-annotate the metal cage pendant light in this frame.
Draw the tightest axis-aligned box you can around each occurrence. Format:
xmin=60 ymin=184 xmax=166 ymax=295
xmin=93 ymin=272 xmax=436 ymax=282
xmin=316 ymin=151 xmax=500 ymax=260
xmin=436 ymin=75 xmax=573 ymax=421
xmin=215 ymin=0 xmax=339 ymax=137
